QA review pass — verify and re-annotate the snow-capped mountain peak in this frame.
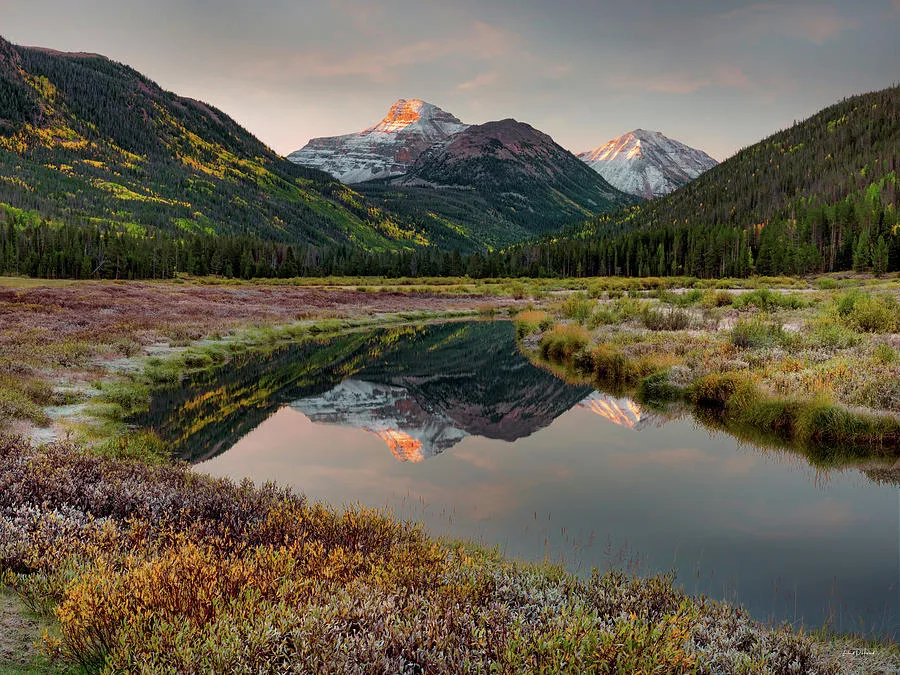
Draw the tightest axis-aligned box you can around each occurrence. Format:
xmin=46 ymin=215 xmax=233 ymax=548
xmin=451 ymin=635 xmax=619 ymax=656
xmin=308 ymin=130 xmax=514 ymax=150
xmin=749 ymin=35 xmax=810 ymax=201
xmin=370 ymin=98 xmax=463 ymax=136
xmin=287 ymin=99 xmax=468 ymax=184
xmin=578 ymin=129 xmax=717 ymax=199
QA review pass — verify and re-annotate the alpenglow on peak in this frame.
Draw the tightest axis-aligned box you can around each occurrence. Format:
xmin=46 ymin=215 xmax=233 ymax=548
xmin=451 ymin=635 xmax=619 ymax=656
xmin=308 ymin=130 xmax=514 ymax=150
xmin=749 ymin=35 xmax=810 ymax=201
xmin=578 ymin=129 xmax=717 ymax=199
xmin=287 ymin=98 xmax=468 ymax=184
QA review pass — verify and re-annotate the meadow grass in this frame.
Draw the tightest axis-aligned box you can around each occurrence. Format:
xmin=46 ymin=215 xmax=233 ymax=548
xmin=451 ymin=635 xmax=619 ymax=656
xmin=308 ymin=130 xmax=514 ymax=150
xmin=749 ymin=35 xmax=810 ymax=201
xmin=524 ymin=278 xmax=900 ymax=455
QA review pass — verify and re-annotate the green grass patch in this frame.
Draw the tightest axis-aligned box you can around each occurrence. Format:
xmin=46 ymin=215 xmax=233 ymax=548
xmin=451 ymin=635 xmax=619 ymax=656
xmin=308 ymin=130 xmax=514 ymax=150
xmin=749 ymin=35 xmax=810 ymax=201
xmin=833 ymin=291 xmax=900 ymax=332
xmin=730 ymin=316 xmax=790 ymax=349
xmin=732 ymin=288 xmax=809 ymax=311
xmin=659 ymin=289 xmax=703 ymax=307
xmin=802 ymin=316 xmax=862 ymax=349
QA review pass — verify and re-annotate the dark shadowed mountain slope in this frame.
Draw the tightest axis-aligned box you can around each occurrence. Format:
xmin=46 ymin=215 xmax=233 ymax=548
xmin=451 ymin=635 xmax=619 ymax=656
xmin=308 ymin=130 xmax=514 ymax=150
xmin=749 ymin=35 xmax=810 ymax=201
xmin=358 ymin=119 xmax=637 ymax=249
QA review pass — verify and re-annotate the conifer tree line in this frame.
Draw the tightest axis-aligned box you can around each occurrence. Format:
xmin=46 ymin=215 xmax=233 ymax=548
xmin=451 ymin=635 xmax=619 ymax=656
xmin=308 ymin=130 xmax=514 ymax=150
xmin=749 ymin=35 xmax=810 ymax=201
xmin=1 ymin=177 xmax=896 ymax=280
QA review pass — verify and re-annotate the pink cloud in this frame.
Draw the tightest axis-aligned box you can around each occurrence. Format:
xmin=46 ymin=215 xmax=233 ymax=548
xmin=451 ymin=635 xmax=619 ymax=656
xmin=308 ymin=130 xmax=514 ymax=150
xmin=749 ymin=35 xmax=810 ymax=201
xmin=782 ymin=11 xmax=857 ymax=44
xmin=717 ymin=3 xmax=859 ymax=45
xmin=458 ymin=71 xmax=499 ymax=91
xmin=608 ymin=64 xmax=756 ymax=95
xmin=235 ymin=20 xmax=520 ymax=84
xmin=617 ymin=73 xmax=712 ymax=95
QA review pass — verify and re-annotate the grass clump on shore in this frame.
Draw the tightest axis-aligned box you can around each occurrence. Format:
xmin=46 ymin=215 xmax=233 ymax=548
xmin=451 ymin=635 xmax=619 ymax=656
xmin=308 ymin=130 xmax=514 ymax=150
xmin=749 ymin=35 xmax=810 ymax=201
xmin=1 ymin=436 xmax=888 ymax=674
xmin=514 ymin=309 xmax=552 ymax=338
xmin=540 ymin=324 xmax=591 ymax=361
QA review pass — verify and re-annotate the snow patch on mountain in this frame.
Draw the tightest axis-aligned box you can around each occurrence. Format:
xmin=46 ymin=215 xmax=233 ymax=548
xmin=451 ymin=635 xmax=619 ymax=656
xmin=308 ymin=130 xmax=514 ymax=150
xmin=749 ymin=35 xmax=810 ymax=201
xmin=288 ymin=99 xmax=468 ymax=184
xmin=578 ymin=129 xmax=717 ymax=199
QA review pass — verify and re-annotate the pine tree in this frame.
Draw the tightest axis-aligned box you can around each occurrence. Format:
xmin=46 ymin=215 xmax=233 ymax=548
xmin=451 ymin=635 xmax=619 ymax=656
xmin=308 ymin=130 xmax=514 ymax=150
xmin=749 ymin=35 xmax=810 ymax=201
xmin=853 ymin=230 xmax=871 ymax=272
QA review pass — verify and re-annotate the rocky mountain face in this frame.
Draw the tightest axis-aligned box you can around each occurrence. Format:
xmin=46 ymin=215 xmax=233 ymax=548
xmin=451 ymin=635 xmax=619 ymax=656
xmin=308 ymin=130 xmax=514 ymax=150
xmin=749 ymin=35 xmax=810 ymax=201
xmin=288 ymin=99 xmax=468 ymax=183
xmin=362 ymin=118 xmax=636 ymax=240
xmin=578 ymin=129 xmax=717 ymax=199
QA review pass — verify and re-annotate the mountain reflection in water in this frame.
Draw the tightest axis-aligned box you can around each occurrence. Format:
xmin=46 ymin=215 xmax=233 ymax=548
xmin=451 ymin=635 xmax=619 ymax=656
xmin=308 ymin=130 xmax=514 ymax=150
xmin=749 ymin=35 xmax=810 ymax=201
xmin=137 ymin=321 xmax=595 ymax=462
xmin=293 ymin=380 xmax=661 ymax=461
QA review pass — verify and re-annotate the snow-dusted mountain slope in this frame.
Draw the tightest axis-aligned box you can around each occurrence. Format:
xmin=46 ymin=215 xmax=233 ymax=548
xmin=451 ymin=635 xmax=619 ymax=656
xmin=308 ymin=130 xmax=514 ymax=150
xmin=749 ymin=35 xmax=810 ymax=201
xmin=287 ymin=99 xmax=468 ymax=184
xmin=578 ymin=129 xmax=717 ymax=199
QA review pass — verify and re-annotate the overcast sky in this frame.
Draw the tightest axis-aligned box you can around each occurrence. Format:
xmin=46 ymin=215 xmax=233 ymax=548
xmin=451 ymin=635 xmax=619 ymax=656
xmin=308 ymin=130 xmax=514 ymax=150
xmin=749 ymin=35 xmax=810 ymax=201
xmin=2 ymin=0 xmax=897 ymax=160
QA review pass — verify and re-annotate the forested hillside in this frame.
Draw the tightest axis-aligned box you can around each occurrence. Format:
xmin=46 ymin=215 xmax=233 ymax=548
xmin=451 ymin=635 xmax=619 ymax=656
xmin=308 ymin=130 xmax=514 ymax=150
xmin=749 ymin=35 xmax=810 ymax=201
xmin=498 ymin=86 xmax=899 ymax=278
xmin=0 ymin=36 xmax=458 ymax=251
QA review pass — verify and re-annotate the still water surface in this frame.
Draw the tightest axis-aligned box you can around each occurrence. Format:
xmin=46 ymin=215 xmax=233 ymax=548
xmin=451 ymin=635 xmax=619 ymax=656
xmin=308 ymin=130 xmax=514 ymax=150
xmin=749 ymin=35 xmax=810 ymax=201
xmin=139 ymin=321 xmax=899 ymax=638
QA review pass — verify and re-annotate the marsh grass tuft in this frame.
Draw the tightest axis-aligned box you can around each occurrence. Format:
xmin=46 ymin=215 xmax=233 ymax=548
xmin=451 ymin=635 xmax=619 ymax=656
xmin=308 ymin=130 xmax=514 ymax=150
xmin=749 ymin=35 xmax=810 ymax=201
xmin=560 ymin=293 xmax=594 ymax=324
xmin=539 ymin=324 xmax=590 ymax=361
xmin=641 ymin=306 xmax=693 ymax=331
xmin=730 ymin=316 xmax=790 ymax=349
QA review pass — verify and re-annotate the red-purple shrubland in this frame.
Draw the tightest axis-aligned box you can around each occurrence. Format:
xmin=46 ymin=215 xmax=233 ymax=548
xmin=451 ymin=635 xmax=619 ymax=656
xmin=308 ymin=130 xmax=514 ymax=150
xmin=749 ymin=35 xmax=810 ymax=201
xmin=3 ymin=437 xmax=889 ymax=674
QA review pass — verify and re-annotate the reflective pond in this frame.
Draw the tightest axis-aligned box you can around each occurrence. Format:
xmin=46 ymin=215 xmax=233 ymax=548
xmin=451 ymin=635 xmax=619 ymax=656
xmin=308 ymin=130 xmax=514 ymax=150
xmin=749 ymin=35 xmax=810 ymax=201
xmin=137 ymin=321 xmax=899 ymax=638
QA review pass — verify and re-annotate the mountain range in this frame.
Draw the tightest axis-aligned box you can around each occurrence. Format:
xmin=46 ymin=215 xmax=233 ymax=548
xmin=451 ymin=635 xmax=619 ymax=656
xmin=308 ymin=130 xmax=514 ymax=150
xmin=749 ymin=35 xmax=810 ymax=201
xmin=0 ymin=34 xmax=650 ymax=257
xmin=288 ymin=99 xmax=717 ymax=201
xmin=288 ymin=100 xmax=641 ymax=248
